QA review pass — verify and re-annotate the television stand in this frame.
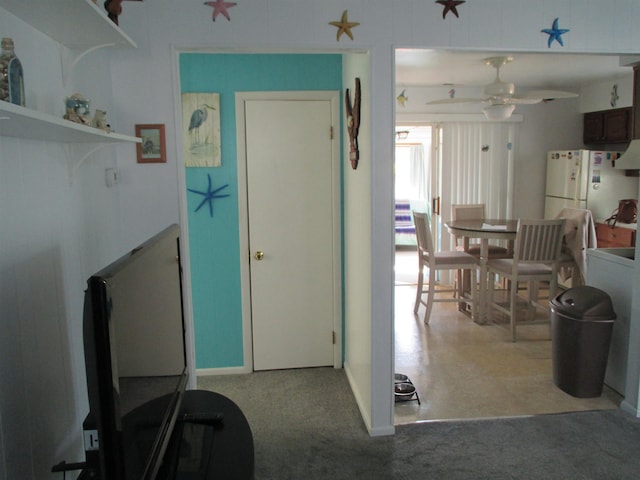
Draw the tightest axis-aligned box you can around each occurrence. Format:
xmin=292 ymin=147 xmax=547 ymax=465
xmin=161 ymin=390 xmax=254 ymax=480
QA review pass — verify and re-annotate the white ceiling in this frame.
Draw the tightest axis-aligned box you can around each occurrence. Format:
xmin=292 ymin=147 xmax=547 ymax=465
xmin=395 ymin=49 xmax=633 ymax=90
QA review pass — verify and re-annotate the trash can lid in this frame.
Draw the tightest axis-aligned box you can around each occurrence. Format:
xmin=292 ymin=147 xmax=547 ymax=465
xmin=550 ymin=286 xmax=616 ymax=321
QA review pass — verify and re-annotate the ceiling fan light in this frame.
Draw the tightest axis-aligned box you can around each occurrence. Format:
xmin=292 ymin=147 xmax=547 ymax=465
xmin=483 ymin=103 xmax=515 ymax=121
xmin=484 ymin=81 xmax=515 ymax=97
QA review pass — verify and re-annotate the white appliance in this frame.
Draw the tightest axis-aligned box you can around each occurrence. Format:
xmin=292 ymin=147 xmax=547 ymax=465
xmin=544 ymin=150 xmax=639 ymax=221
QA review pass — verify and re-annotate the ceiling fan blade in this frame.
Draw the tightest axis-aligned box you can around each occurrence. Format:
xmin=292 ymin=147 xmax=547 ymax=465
xmin=426 ymin=97 xmax=487 ymax=105
xmin=521 ymin=89 xmax=579 ymax=100
xmin=508 ymin=97 xmax=543 ymax=105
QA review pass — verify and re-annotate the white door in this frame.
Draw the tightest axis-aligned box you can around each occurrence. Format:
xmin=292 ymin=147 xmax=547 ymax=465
xmin=237 ymin=92 xmax=340 ymax=371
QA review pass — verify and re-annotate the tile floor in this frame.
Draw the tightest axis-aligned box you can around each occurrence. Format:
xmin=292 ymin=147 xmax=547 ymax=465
xmin=393 ymin=248 xmax=622 ymax=425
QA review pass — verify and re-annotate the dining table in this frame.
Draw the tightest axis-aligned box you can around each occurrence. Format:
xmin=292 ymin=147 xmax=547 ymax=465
xmin=444 ymin=219 xmax=518 ymax=324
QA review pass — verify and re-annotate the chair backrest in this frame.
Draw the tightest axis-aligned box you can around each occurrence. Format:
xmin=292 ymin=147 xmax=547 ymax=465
xmin=513 ymin=219 xmax=566 ymax=264
xmin=412 ymin=211 xmax=435 ymax=256
xmin=556 ymin=207 xmax=593 ymax=249
xmin=450 ymin=204 xmax=485 ymax=248
xmin=451 ymin=204 xmax=485 ymax=221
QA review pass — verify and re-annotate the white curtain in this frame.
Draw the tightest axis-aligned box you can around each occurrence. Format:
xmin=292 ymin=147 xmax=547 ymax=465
xmin=439 ymin=121 xmax=517 ymax=248
xmin=409 ymin=145 xmax=428 ymax=202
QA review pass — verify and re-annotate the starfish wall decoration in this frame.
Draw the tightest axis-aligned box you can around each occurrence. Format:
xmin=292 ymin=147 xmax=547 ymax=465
xmin=329 ymin=10 xmax=360 ymax=41
xmin=187 ymin=173 xmax=230 ymax=217
xmin=204 ymin=0 xmax=237 ymax=22
xmin=541 ymin=18 xmax=569 ymax=47
xmin=436 ymin=0 xmax=465 ymax=19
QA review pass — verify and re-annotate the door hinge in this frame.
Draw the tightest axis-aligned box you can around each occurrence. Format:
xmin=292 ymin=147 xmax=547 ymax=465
xmin=330 ymin=126 xmax=334 ymax=140
xmin=332 ymin=331 xmax=336 ymax=344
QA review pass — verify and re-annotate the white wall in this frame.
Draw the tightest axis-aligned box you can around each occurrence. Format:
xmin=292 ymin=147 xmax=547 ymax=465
xmin=580 ymin=73 xmax=633 ymax=113
xmin=514 ymin=98 xmax=584 ymax=218
xmin=3 ymin=1 xmax=640 ymax=477
xmin=342 ymin=52 xmax=376 ymax=433
xmin=0 ymin=5 xmax=182 ymax=479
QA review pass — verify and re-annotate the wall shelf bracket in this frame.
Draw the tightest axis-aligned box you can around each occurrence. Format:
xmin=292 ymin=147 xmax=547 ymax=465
xmin=67 ymin=143 xmax=110 ymax=182
xmin=61 ymin=43 xmax=117 ymax=87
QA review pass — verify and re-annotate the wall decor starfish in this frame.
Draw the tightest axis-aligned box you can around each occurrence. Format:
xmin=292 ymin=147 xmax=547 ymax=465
xmin=187 ymin=173 xmax=230 ymax=217
xmin=541 ymin=18 xmax=569 ymax=47
xmin=204 ymin=0 xmax=237 ymax=22
xmin=436 ymin=0 xmax=465 ymax=19
xmin=329 ymin=10 xmax=360 ymax=41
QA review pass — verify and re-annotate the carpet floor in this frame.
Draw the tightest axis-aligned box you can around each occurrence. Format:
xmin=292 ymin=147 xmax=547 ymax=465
xmin=197 ymin=368 xmax=640 ymax=479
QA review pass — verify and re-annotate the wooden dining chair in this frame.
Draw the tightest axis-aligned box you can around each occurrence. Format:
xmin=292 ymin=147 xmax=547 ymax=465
xmin=450 ymin=204 xmax=511 ymax=257
xmin=412 ymin=211 xmax=480 ymax=324
xmin=486 ymin=218 xmax=566 ymax=341
xmin=450 ymin=204 xmax=511 ymax=302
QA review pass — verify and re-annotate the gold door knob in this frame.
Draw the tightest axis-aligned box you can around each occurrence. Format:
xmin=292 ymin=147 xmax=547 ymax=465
xmin=254 ymin=251 xmax=265 ymax=261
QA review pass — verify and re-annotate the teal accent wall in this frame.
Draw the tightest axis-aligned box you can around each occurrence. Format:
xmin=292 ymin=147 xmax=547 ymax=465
xmin=180 ymin=54 xmax=342 ymax=369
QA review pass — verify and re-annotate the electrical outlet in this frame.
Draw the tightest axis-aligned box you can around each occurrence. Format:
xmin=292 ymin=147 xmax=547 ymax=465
xmin=84 ymin=430 xmax=99 ymax=451
xmin=105 ymin=168 xmax=119 ymax=187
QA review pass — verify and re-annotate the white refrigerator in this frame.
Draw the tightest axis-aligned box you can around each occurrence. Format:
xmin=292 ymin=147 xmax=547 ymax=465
xmin=544 ymin=150 xmax=638 ymax=221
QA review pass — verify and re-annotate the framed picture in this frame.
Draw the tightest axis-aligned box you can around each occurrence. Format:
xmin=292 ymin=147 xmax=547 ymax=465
xmin=182 ymin=92 xmax=221 ymax=167
xmin=136 ymin=124 xmax=167 ymax=164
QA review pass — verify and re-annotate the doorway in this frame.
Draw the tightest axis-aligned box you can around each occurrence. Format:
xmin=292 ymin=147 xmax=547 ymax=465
xmin=392 ymin=111 xmax=620 ymax=424
xmin=236 ymin=91 xmax=342 ymax=371
xmin=392 ymin=123 xmax=621 ymax=423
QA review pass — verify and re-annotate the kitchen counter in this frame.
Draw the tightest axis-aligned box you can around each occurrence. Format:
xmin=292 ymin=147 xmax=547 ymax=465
xmin=589 ymin=247 xmax=635 ymax=264
xmin=595 ymin=220 xmax=637 ymax=231
xmin=587 ymin=247 xmax=635 ymax=395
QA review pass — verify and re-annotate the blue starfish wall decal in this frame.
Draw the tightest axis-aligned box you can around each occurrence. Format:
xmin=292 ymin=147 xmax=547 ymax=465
xmin=541 ymin=18 xmax=569 ymax=47
xmin=187 ymin=173 xmax=230 ymax=217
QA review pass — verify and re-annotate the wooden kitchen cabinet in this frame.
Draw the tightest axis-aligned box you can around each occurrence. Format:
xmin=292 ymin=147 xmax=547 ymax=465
xmin=596 ymin=222 xmax=636 ymax=247
xmin=583 ymin=107 xmax=632 ymax=145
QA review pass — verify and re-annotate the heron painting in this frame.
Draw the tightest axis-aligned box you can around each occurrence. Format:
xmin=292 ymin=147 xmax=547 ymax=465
xmin=182 ymin=92 xmax=221 ymax=167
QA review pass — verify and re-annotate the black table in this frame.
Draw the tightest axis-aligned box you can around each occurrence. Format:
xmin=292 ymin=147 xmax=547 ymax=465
xmin=167 ymin=390 xmax=254 ymax=480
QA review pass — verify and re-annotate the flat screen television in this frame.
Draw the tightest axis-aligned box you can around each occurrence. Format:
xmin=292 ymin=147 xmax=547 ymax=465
xmin=82 ymin=224 xmax=188 ymax=480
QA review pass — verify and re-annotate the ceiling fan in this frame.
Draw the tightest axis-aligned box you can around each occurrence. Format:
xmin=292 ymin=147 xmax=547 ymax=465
xmin=427 ymin=56 xmax=578 ymax=120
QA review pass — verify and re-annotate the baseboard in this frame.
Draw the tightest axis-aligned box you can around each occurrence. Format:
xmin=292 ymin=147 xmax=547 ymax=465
xmin=344 ymin=363 xmax=396 ymax=437
xmin=196 ymin=365 xmax=251 ymax=376
xmin=620 ymin=400 xmax=639 ymax=417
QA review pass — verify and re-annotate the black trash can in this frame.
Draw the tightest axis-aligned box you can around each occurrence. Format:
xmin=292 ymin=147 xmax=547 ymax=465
xmin=550 ymin=286 xmax=616 ymax=398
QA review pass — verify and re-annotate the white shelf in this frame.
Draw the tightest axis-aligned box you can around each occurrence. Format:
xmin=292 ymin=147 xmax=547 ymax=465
xmin=0 ymin=0 xmax=139 ymax=146
xmin=0 ymin=101 xmax=140 ymax=144
xmin=0 ymin=0 xmax=136 ymax=49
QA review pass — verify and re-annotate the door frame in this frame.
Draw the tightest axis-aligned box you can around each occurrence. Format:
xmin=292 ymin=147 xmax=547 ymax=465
xmin=235 ymin=91 xmax=343 ymax=371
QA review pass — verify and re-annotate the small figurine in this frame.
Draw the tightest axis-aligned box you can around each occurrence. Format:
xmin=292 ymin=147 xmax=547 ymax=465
xmin=63 ymin=93 xmax=91 ymax=125
xmin=104 ymin=0 xmax=123 ymax=25
xmin=91 ymin=109 xmax=111 ymax=133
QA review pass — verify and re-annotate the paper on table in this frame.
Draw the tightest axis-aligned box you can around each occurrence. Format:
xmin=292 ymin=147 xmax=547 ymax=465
xmin=481 ymin=223 xmax=508 ymax=230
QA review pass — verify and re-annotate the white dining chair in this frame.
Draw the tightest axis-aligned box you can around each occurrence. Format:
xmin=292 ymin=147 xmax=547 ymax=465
xmin=412 ymin=211 xmax=480 ymax=324
xmin=450 ymin=204 xmax=511 ymax=257
xmin=450 ymin=204 xmax=512 ymax=302
xmin=486 ymin=218 xmax=566 ymax=341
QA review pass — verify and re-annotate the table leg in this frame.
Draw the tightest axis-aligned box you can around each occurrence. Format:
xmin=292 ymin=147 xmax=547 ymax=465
xmin=476 ymin=239 xmax=490 ymax=324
